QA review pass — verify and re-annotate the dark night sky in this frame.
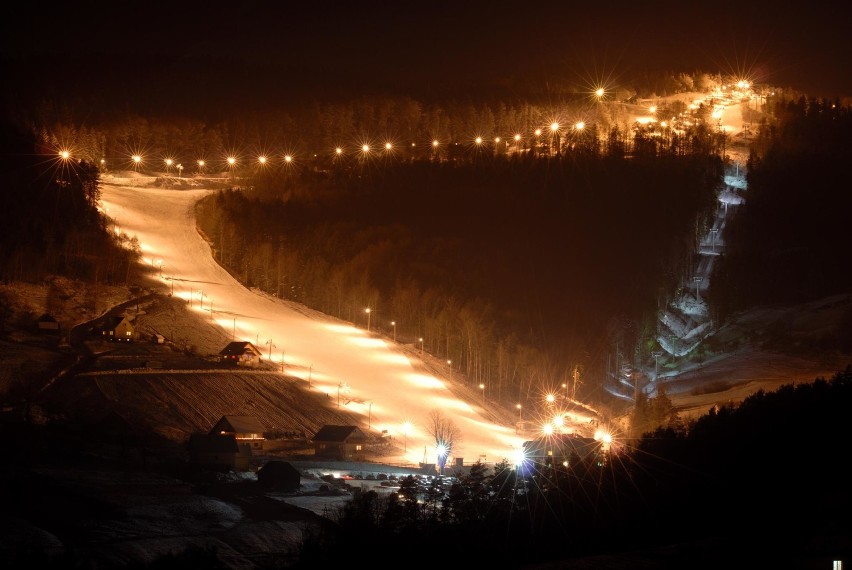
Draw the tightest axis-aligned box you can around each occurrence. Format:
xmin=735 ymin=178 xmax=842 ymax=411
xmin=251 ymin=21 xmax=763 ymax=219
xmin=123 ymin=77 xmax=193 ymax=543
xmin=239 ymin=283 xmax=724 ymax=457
xmin=2 ymin=1 xmax=851 ymax=118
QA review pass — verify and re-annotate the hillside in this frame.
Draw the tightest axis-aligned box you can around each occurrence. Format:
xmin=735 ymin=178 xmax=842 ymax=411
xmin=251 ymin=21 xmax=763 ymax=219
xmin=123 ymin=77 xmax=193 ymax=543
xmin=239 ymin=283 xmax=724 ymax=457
xmin=3 ymin=271 xmax=850 ymax=448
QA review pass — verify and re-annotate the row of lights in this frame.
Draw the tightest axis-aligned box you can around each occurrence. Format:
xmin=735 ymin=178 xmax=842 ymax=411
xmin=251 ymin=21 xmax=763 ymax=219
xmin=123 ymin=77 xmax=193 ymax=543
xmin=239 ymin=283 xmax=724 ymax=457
xmin=60 ymin=119 xmax=597 ymax=171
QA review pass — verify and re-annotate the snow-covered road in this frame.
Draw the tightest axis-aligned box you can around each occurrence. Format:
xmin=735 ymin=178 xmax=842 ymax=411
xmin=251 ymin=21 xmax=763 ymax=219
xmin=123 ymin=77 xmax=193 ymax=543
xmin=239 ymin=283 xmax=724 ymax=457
xmin=100 ymin=181 xmax=523 ymax=468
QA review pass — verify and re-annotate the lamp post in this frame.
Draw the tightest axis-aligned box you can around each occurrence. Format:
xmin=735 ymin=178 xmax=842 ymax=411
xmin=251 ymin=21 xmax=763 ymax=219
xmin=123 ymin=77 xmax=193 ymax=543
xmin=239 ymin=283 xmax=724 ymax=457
xmin=419 ymin=337 xmax=424 ymax=357
xmin=652 ymin=350 xmax=663 ymax=380
xmin=365 ymin=307 xmax=371 ymax=332
xmin=516 ymin=403 xmax=522 ymax=433
xmin=367 ymin=401 xmax=373 ymax=429
xmin=479 ymin=383 xmax=485 ymax=405
xmin=391 ymin=321 xmax=396 ymax=342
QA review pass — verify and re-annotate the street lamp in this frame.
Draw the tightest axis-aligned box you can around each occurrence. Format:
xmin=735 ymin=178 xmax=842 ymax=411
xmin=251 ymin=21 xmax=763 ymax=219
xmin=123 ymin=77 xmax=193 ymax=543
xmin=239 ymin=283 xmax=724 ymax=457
xmin=419 ymin=337 xmax=424 ymax=356
xmin=391 ymin=321 xmax=396 ymax=342
xmin=652 ymin=350 xmax=663 ymax=380
xmin=516 ymin=403 xmax=522 ymax=433
xmin=365 ymin=307 xmax=371 ymax=332
xmin=546 ymin=393 xmax=555 ymax=405
xmin=447 ymin=359 xmax=452 ymax=381
xmin=164 ymin=158 xmax=173 ymax=176
xmin=479 ymin=383 xmax=485 ymax=405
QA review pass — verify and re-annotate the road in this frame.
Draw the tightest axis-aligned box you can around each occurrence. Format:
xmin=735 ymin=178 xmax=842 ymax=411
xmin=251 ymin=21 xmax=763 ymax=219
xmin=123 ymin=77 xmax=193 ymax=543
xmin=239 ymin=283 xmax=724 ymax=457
xmin=100 ymin=180 xmax=524 ymax=468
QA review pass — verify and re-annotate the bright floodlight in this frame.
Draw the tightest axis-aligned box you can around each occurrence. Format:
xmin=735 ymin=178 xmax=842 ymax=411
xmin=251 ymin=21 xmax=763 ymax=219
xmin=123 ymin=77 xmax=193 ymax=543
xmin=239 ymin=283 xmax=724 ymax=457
xmin=384 ymin=142 xmax=392 ymax=150
xmin=546 ymin=393 xmax=555 ymax=404
xmin=432 ymin=140 xmax=439 ymax=147
xmin=132 ymin=155 xmax=142 ymax=164
xmin=534 ymin=128 xmax=542 ymax=136
xmin=227 ymin=156 xmax=236 ymax=166
xmin=362 ymin=144 xmax=370 ymax=153
xmin=649 ymin=105 xmax=657 ymax=114
xmin=197 ymin=160 xmax=205 ymax=167
xmin=335 ymin=147 xmax=342 ymax=155
xmin=595 ymin=87 xmax=605 ymax=98
xmin=165 ymin=158 xmax=173 ymax=166
xmin=575 ymin=121 xmax=585 ymax=130
xmin=542 ymin=423 xmax=554 ymax=436
xmin=59 ymin=150 xmax=70 ymax=160
xmin=494 ymin=137 xmax=501 ymax=143
xmin=284 ymin=155 xmax=292 ymax=163
xmin=514 ymin=133 xmax=521 ymax=141
xmin=258 ymin=155 xmax=267 ymax=165
xmin=436 ymin=443 xmax=448 ymax=459
xmin=550 ymin=122 xmax=559 ymax=132
xmin=475 ymin=137 xmax=483 ymax=144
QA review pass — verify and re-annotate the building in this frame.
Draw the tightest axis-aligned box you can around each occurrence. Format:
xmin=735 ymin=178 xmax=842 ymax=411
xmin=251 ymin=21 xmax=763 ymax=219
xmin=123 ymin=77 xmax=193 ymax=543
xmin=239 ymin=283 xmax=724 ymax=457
xmin=36 ymin=313 xmax=60 ymax=334
xmin=311 ymin=425 xmax=369 ymax=461
xmin=210 ymin=415 xmax=266 ymax=451
xmin=521 ymin=433 xmax=603 ymax=470
xmin=257 ymin=460 xmax=301 ymax=491
xmin=219 ymin=341 xmax=263 ymax=367
xmin=101 ymin=315 xmax=135 ymax=342
xmin=188 ymin=433 xmax=243 ymax=471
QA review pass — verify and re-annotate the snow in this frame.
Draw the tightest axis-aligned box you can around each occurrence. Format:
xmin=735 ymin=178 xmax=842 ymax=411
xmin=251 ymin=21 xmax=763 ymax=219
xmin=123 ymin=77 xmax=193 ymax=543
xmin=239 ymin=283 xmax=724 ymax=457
xmin=99 ymin=180 xmax=525 ymax=469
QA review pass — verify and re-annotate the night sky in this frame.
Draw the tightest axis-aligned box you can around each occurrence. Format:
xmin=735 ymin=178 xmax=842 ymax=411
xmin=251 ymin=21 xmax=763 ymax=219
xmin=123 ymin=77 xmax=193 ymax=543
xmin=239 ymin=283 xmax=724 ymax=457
xmin=2 ymin=0 xmax=851 ymax=118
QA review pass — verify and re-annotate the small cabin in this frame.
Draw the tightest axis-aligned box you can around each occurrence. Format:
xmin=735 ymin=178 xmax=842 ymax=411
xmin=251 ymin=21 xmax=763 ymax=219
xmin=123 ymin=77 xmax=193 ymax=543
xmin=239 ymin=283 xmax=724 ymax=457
xmin=219 ymin=341 xmax=263 ymax=367
xmin=210 ymin=415 xmax=266 ymax=451
xmin=188 ymin=433 xmax=241 ymax=471
xmin=37 ymin=313 xmax=60 ymax=334
xmin=311 ymin=425 xmax=369 ymax=461
xmin=101 ymin=315 xmax=135 ymax=342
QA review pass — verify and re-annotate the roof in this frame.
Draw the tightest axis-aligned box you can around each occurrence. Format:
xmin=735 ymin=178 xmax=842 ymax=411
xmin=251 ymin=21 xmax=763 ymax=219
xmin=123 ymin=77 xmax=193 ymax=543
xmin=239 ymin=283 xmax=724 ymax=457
xmin=211 ymin=415 xmax=266 ymax=435
xmin=311 ymin=425 xmax=368 ymax=443
xmin=103 ymin=315 xmax=132 ymax=329
xmin=219 ymin=341 xmax=263 ymax=357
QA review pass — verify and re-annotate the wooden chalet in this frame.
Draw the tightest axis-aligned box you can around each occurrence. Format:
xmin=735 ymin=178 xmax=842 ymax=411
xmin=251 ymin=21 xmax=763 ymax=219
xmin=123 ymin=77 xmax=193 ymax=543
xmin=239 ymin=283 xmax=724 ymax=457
xmin=101 ymin=315 xmax=135 ymax=342
xmin=210 ymin=415 xmax=266 ymax=451
xmin=36 ymin=313 xmax=60 ymax=334
xmin=311 ymin=425 xmax=369 ymax=461
xmin=219 ymin=341 xmax=263 ymax=367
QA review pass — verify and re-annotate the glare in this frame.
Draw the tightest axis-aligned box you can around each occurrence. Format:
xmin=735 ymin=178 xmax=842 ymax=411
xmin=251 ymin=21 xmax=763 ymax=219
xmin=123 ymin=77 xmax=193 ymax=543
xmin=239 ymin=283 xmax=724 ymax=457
xmin=514 ymin=133 xmax=521 ymax=141
xmin=432 ymin=140 xmax=439 ymax=147
xmin=335 ymin=147 xmax=343 ymax=155
xmin=284 ymin=155 xmax=293 ymax=163
xmin=595 ymin=87 xmax=605 ymax=98
xmin=575 ymin=121 xmax=585 ymax=130
xmin=385 ymin=142 xmax=392 ymax=150
xmin=258 ymin=155 xmax=267 ymax=165
xmin=534 ymin=128 xmax=542 ymax=136
xmin=227 ymin=156 xmax=236 ymax=166
xmin=550 ymin=122 xmax=559 ymax=132
xmin=132 ymin=155 xmax=142 ymax=164
xmin=362 ymin=144 xmax=370 ymax=153
xmin=59 ymin=150 xmax=71 ymax=160
xmin=475 ymin=137 xmax=483 ymax=144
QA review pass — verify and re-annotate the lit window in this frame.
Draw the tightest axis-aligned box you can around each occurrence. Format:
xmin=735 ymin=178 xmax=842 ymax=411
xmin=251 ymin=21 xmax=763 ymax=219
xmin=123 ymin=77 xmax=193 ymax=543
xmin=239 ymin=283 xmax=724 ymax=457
xmin=356 ymin=445 xmax=363 ymax=451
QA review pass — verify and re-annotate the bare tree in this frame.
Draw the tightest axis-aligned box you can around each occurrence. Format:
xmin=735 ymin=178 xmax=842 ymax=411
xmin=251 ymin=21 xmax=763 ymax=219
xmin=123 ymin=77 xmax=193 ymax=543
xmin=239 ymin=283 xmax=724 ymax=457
xmin=424 ymin=409 xmax=462 ymax=475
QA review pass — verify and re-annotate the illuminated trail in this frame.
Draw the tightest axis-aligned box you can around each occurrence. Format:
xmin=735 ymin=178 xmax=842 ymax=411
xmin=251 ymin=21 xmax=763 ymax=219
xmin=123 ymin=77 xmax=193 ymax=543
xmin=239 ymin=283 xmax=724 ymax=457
xmin=100 ymin=181 xmax=525 ymax=467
